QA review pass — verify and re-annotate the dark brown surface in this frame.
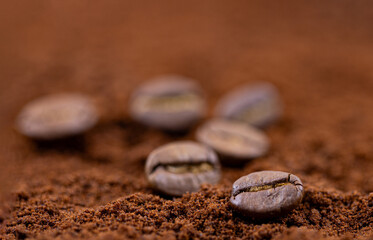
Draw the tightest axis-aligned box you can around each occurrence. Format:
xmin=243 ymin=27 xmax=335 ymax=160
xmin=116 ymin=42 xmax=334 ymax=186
xmin=1 ymin=0 xmax=373 ymax=239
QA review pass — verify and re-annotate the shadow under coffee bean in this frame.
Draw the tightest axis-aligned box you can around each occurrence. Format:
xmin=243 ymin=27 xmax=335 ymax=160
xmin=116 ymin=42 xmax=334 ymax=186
xmin=32 ymin=135 xmax=87 ymax=154
xmin=230 ymin=171 xmax=304 ymax=220
xmin=145 ymin=141 xmax=221 ymax=196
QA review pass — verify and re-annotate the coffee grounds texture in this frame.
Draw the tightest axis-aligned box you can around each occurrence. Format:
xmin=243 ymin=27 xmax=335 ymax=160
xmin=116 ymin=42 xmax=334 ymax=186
xmin=1 ymin=1 xmax=373 ymax=239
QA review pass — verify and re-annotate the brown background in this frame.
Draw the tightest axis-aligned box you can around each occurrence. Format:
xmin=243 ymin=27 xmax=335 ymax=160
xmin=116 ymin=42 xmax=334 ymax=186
xmin=1 ymin=1 xmax=373 ymax=239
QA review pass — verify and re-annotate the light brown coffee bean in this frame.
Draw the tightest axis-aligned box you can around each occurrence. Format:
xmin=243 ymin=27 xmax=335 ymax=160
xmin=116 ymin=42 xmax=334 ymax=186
xmin=196 ymin=119 xmax=269 ymax=164
xmin=17 ymin=93 xmax=98 ymax=140
xmin=215 ymin=82 xmax=282 ymax=128
xmin=130 ymin=75 xmax=206 ymax=131
xmin=145 ymin=141 xmax=221 ymax=196
xmin=230 ymin=171 xmax=304 ymax=219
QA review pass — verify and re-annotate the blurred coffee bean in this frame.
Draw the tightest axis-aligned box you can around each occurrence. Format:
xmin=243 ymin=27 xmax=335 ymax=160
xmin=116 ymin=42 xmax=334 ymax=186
xmin=230 ymin=171 xmax=304 ymax=219
xmin=215 ymin=82 xmax=282 ymax=128
xmin=17 ymin=93 xmax=98 ymax=140
xmin=130 ymin=75 xmax=206 ymax=131
xmin=196 ymin=119 xmax=269 ymax=164
xmin=145 ymin=141 xmax=221 ymax=196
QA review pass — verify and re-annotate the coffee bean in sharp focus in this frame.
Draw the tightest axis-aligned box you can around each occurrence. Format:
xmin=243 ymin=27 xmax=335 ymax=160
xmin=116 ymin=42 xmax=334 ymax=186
xmin=196 ymin=119 xmax=269 ymax=164
xmin=130 ymin=75 xmax=206 ymax=131
xmin=145 ymin=141 xmax=221 ymax=196
xmin=230 ymin=171 xmax=304 ymax=220
xmin=17 ymin=93 xmax=99 ymax=140
xmin=215 ymin=82 xmax=282 ymax=128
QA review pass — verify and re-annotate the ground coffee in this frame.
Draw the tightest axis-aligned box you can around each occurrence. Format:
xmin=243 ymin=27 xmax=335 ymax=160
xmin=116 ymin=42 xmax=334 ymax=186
xmin=1 ymin=1 xmax=373 ymax=239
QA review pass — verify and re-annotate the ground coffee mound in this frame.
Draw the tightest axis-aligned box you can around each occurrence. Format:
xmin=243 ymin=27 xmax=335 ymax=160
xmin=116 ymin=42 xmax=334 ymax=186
xmin=2 ymin=181 xmax=373 ymax=239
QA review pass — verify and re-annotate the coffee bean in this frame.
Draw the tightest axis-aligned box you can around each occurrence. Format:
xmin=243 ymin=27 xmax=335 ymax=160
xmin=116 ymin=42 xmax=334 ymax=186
xmin=215 ymin=82 xmax=282 ymax=128
xmin=145 ymin=141 xmax=221 ymax=196
xmin=230 ymin=171 xmax=304 ymax=219
xmin=17 ymin=93 xmax=98 ymax=140
xmin=130 ymin=75 xmax=206 ymax=131
xmin=196 ymin=119 xmax=269 ymax=164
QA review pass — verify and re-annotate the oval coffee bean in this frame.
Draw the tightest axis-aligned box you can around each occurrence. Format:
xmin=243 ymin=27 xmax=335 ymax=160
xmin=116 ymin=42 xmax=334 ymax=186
xmin=230 ymin=171 xmax=304 ymax=219
xmin=145 ymin=141 xmax=221 ymax=196
xmin=130 ymin=75 xmax=206 ymax=131
xmin=196 ymin=119 xmax=269 ymax=164
xmin=17 ymin=93 xmax=98 ymax=140
xmin=214 ymin=82 xmax=282 ymax=128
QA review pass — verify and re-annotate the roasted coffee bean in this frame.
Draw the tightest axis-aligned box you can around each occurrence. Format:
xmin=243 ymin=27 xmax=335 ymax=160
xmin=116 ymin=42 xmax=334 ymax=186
xmin=145 ymin=141 xmax=221 ymax=196
xmin=215 ymin=82 xmax=282 ymax=128
xmin=17 ymin=93 xmax=98 ymax=140
xmin=230 ymin=171 xmax=304 ymax=219
xmin=196 ymin=119 xmax=269 ymax=164
xmin=130 ymin=75 xmax=206 ymax=131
